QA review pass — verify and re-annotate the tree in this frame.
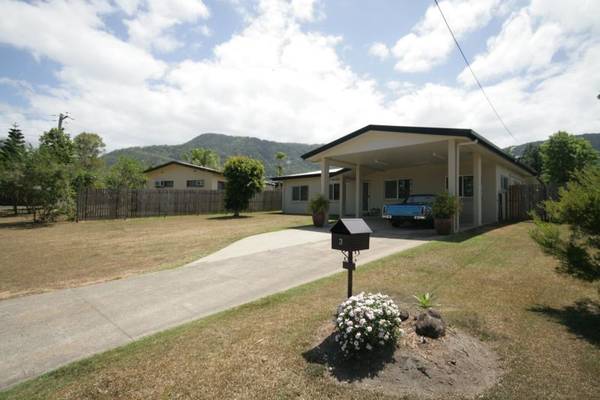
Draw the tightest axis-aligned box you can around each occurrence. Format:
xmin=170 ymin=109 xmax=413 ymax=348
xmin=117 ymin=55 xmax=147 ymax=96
xmin=275 ymin=151 xmax=287 ymax=176
xmin=73 ymin=132 xmax=106 ymax=191
xmin=20 ymin=147 xmax=75 ymax=222
xmin=39 ymin=128 xmax=75 ymax=165
xmin=540 ymin=131 xmax=598 ymax=185
xmin=223 ymin=156 xmax=264 ymax=217
xmin=104 ymin=157 xmax=147 ymax=189
xmin=520 ymin=143 xmax=542 ymax=174
xmin=0 ymin=123 xmax=26 ymax=162
xmin=530 ymin=166 xmax=600 ymax=282
xmin=0 ymin=124 xmax=27 ymax=214
xmin=183 ymin=147 xmax=220 ymax=170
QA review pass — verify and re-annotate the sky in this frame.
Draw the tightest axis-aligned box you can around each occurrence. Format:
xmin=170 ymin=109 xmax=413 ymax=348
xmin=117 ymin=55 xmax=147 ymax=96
xmin=0 ymin=0 xmax=599 ymax=151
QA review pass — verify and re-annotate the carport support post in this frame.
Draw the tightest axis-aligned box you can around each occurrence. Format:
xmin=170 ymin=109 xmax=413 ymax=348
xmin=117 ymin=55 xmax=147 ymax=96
xmin=320 ymin=158 xmax=330 ymax=221
xmin=355 ymin=164 xmax=361 ymax=217
xmin=473 ymin=152 xmax=482 ymax=226
xmin=340 ymin=175 xmax=345 ymax=217
xmin=447 ymin=139 xmax=458 ymax=232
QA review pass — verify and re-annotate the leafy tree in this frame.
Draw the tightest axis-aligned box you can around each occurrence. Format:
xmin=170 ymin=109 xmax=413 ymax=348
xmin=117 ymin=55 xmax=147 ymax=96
xmin=223 ymin=156 xmax=264 ymax=217
xmin=104 ymin=157 xmax=147 ymax=189
xmin=73 ymin=132 xmax=106 ymax=191
xmin=275 ymin=151 xmax=286 ymax=176
xmin=0 ymin=123 xmax=26 ymax=162
xmin=540 ymin=131 xmax=598 ymax=185
xmin=530 ymin=165 xmax=600 ymax=282
xmin=520 ymin=143 xmax=542 ymax=174
xmin=0 ymin=124 xmax=27 ymax=214
xmin=20 ymin=147 xmax=75 ymax=222
xmin=39 ymin=128 xmax=75 ymax=164
xmin=183 ymin=147 xmax=220 ymax=170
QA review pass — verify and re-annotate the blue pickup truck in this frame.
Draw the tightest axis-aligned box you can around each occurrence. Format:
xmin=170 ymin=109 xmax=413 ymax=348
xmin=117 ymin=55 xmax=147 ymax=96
xmin=382 ymin=194 xmax=436 ymax=227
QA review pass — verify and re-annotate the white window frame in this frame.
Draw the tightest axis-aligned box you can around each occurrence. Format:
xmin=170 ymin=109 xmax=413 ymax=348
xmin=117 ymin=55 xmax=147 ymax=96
xmin=328 ymin=183 xmax=340 ymax=201
xmin=445 ymin=175 xmax=474 ymax=198
xmin=155 ymin=180 xmax=174 ymax=188
xmin=186 ymin=179 xmax=205 ymax=188
xmin=291 ymin=185 xmax=309 ymax=202
xmin=384 ymin=179 xmax=412 ymax=200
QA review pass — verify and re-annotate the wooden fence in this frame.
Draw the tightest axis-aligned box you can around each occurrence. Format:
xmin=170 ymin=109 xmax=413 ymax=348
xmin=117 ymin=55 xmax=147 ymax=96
xmin=76 ymin=188 xmax=282 ymax=220
xmin=507 ymin=184 xmax=558 ymax=221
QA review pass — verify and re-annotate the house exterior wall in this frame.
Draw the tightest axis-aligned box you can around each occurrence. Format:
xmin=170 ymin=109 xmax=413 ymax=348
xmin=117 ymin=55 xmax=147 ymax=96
xmin=145 ymin=164 xmax=225 ymax=190
xmin=280 ymin=153 xmax=532 ymax=225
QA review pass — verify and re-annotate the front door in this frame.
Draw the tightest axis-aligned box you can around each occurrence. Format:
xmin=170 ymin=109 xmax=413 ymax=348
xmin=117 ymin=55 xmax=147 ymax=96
xmin=362 ymin=182 xmax=369 ymax=212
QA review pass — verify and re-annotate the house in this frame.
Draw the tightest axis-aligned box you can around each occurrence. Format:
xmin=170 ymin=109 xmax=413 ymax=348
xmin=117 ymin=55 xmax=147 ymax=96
xmin=144 ymin=160 xmax=226 ymax=190
xmin=271 ymin=125 xmax=537 ymax=231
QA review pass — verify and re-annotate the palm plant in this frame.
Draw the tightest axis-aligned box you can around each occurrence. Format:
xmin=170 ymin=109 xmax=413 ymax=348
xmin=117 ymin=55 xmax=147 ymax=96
xmin=413 ymin=292 xmax=438 ymax=309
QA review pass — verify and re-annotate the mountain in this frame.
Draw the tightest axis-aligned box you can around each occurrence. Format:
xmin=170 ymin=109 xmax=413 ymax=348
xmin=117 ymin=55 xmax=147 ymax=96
xmin=102 ymin=133 xmax=323 ymax=177
xmin=505 ymin=133 xmax=600 ymax=157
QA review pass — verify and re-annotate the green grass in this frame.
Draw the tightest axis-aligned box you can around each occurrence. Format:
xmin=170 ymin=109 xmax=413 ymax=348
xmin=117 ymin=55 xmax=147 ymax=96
xmin=1 ymin=222 xmax=598 ymax=399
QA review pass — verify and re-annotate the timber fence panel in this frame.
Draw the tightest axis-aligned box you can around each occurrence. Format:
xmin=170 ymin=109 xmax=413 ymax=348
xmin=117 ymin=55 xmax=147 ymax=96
xmin=77 ymin=188 xmax=282 ymax=220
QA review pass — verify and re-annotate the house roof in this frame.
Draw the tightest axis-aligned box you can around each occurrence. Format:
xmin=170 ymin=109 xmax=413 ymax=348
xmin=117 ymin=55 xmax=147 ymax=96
xmin=144 ymin=160 xmax=223 ymax=175
xmin=270 ymin=167 xmax=351 ymax=181
xmin=301 ymin=124 xmax=537 ymax=176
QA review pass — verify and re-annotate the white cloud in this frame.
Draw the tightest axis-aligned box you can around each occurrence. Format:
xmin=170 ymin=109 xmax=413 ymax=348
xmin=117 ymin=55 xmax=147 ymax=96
xmin=369 ymin=42 xmax=390 ymax=61
xmin=0 ymin=0 xmax=599 ymax=154
xmin=124 ymin=0 xmax=210 ymax=53
xmin=391 ymin=0 xmax=502 ymax=72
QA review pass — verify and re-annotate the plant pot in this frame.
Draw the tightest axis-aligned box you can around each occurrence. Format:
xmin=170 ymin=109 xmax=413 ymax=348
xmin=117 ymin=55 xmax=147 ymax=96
xmin=312 ymin=211 xmax=326 ymax=227
xmin=434 ymin=218 xmax=452 ymax=235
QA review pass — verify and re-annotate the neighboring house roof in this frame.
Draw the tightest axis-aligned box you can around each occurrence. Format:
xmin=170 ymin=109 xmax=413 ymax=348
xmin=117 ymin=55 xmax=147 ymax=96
xmin=270 ymin=167 xmax=351 ymax=181
xmin=301 ymin=124 xmax=537 ymax=176
xmin=144 ymin=160 xmax=223 ymax=175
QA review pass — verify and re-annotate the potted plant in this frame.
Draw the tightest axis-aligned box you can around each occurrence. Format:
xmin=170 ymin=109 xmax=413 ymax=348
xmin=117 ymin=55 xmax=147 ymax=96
xmin=431 ymin=192 xmax=459 ymax=235
xmin=309 ymin=194 xmax=329 ymax=227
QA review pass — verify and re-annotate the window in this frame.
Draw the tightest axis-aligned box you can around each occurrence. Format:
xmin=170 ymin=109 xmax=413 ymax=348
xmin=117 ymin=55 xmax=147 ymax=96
xmin=186 ymin=179 xmax=204 ymax=188
xmin=384 ymin=179 xmax=411 ymax=199
xmin=217 ymin=181 xmax=226 ymax=190
xmin=292 ymin=185 xmax=309 ymax=201
xmin=384 ymin=180 xmax=398 ymax=199
xmin=501 ymin=175 xmax=509 ymax=191
xmin=445 ymin=175 xmax=473 ymax=197
xmin=154 ymin=180 xmax=174 ymax=188
xmin=328 ymin=183 xmax=340 ymax=201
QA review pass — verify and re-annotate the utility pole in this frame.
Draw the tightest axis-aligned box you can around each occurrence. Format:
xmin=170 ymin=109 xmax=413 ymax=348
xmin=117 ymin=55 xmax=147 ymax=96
xmin=57 ymin=112 xmax=73 ymax=130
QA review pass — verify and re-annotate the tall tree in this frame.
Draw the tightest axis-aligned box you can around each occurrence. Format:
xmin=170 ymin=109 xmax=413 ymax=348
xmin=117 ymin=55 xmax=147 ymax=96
xmin=275 ymin=151 xmax=287 ymax=176
xmin=223 ymin=156 xmax=264 ymax=217
xmin=39 ymin=128 xmax=75 ymax=165
xmin=183 ymin=147 xmax=220 ymax=170
xmin=73 ymin=132 xmax=106 ymax=190
xmin=540 ymin=131 xmax=598 ymax=185
xmin=520 ymin=143 xmax=542 ymax=174
xmin=104 ymin=157 xmax=147 ymax=189
xmin=0 ymin=123 xmax=26 ymax=162
xmin=0 ymin=124 xmax=27 ymax=214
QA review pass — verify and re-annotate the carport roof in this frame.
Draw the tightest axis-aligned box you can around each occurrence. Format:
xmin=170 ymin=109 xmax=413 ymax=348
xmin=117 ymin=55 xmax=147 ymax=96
xmin=301 ymin=124 xmax=537 ymax=176
xmin=270 ymin=167 xmax=350 ymax=181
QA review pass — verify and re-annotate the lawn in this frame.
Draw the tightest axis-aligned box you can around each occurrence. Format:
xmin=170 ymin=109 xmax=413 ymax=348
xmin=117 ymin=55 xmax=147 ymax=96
xmin=0 ymin=212 xmax=311 ymax=299
xmin=1 ymin=222 xmax=599 ymax=399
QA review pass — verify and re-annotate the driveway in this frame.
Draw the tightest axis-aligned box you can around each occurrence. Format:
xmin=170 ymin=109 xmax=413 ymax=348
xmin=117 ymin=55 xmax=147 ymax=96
xmin=0 ymin=222 xmax=434 ymax=389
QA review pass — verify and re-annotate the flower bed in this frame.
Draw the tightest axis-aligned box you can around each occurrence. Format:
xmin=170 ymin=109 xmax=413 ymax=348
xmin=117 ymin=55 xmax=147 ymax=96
xmin=334 ymin=292 xmax=403 ymax=356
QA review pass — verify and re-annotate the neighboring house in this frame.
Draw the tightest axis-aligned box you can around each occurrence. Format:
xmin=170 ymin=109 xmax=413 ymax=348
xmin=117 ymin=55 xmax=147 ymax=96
xmin=144 ymin=160 xmax=226 ymax=190
xmin=271 ymin=125 xmax=537 ymax=231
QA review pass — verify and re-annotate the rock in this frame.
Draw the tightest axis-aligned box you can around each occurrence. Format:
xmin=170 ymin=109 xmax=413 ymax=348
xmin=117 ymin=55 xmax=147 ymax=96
xmin=415 ymin=310 xmax=446 ymax=338
xmin=399 ymin=310 xmax=410 ymax=321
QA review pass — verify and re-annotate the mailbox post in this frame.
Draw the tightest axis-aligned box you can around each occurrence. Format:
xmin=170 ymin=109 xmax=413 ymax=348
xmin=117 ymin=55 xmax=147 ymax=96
xmin=330 ymin=218 xmax=373 ymax=298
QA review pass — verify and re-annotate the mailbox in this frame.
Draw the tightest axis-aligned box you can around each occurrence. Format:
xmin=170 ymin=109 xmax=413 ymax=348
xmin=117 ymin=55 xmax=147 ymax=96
xmin=330 ymin=218 xmax=372 ymax=252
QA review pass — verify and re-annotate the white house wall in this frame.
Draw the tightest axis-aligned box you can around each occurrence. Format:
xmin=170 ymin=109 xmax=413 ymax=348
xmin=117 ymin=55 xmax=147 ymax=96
xmin=281 ymin=176 xmax=343 ymax=215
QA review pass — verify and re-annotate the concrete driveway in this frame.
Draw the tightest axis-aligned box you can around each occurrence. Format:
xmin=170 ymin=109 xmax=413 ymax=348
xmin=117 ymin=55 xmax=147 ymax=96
xmin=0 ymin=222 xmax=433 ymax=389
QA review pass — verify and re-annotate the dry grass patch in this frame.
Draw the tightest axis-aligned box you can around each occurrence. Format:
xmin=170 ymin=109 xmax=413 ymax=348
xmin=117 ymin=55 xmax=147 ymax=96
xmin=1 ymin=222 xmax=599 ymax=399
xmin=0 ymin=212 xmax=311 ymax=299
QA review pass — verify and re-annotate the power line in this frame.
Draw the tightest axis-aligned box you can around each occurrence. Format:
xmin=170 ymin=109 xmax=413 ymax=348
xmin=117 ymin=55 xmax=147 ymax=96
xmin=433 ymin=0 xmax=516 ymax=142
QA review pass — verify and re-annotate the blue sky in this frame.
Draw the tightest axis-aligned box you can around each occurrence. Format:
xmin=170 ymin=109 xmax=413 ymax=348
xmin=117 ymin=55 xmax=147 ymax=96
xmin=0 ymin=0 xmax=599 ymax=150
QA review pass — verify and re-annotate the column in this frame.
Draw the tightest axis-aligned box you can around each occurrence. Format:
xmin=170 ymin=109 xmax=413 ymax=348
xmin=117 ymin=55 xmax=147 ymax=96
xmin=355 ymin=164 xmax=361 ymax=217
xmin=473 ymin=152 xmax=482 ymax=227
xmin=340 ymin=175 xmax=345 ymax=217
xmin=320 ymin=158 xmax=330 ymax=221
xmin=447 ymin=139 xmax=457 ymax=232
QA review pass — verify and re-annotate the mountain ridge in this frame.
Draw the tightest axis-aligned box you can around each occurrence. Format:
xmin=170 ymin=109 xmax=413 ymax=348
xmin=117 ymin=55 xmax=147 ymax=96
xmin=102 ymin=133 xmax=324 ymax=176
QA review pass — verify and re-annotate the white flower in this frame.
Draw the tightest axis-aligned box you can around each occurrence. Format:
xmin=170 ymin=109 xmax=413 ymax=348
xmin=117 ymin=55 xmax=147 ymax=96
xmin=366 ymin=343 xmax=373 ymax=351
xmin=366 ymin=326 xmax=372 ymax=332
xmin=355 ymin=332 xmax=361 ymax=339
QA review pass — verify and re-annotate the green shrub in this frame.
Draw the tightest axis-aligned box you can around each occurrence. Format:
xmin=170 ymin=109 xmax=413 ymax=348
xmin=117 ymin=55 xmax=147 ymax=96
xmin=413 ymin=292 xmax=438 ymax=309
xmin=431 ymin=192 xmax=459 ymax=219
xmin=308 ymin=194 xmax=329 ymax=214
